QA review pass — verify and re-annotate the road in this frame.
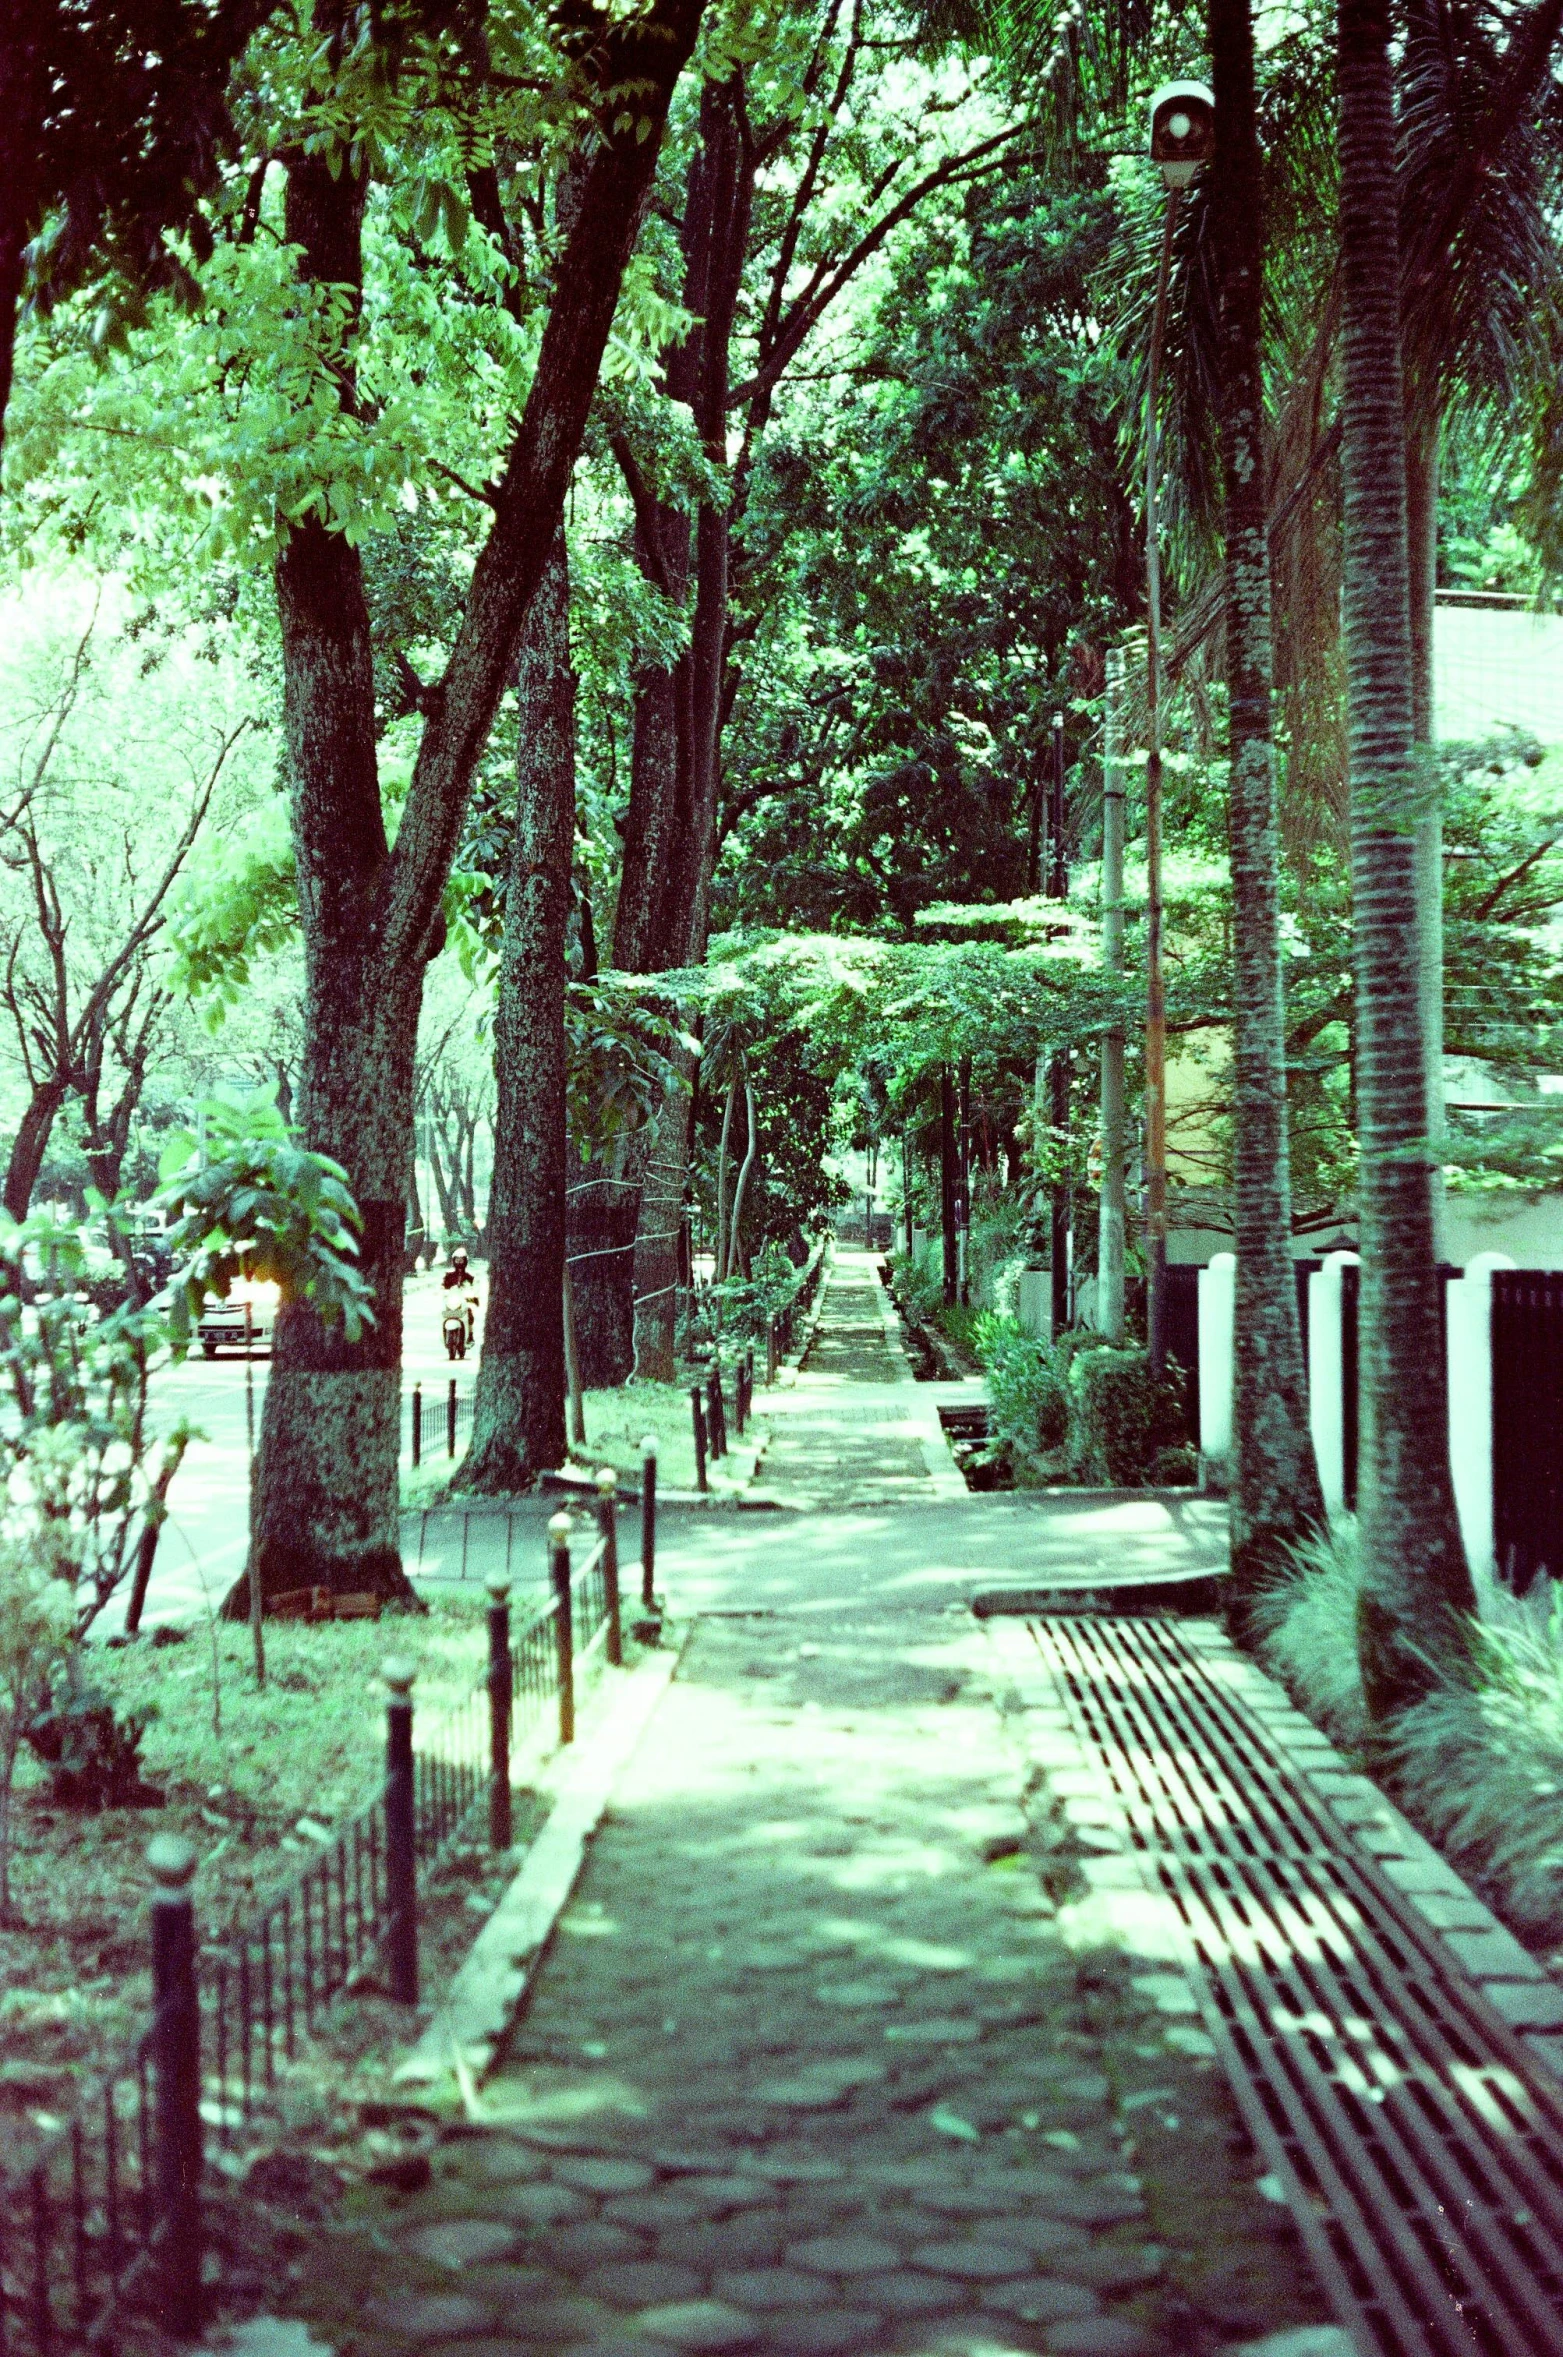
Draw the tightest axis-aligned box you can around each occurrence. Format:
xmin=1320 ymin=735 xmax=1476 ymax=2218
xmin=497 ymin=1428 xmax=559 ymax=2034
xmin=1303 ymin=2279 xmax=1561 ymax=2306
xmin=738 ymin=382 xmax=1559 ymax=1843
xmin=99 ymin=1271 xmax=485 ymax=1636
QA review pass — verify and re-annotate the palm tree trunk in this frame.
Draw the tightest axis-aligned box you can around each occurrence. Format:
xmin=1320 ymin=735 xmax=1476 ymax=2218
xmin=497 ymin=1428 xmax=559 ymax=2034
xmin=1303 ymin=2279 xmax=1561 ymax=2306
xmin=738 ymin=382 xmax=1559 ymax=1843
xmin=464 ymin=535 xmax=573 ymax=1493
xmin=1406 ymin=410 xmax=1446 ymax=1258
xmin=1338 ymin=0 xmax=1474 ymax=1712
xmin=1210 ymin=0 xmax=1325 ymax=1635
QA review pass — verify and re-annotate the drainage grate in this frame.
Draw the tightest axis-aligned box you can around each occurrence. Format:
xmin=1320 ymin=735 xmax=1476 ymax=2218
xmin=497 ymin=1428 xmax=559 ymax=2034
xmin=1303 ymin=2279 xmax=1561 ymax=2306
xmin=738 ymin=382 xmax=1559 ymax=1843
xmin=1030 ymin=1615 xmax=1563 ymax=2357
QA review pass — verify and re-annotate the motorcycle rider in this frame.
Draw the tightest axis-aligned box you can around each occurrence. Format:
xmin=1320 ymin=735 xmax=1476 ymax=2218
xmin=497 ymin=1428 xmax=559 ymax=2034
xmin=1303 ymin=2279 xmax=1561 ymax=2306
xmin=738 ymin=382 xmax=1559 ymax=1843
xmin=442 ymin=1247 xmax=478 ymax=1346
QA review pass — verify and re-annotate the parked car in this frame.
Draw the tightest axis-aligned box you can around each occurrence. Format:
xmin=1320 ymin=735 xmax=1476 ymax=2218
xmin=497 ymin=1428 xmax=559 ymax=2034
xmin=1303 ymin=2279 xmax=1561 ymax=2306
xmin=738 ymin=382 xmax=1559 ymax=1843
xmin=197 ymin=1279 xmax=281 ymax=1358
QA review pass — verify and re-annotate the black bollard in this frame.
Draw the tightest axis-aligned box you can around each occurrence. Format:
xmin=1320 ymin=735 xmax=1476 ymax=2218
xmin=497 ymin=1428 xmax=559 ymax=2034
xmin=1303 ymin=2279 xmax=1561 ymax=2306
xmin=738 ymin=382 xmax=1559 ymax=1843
xmin=486 ymin=1575 xmax=513 ymax=1850
xmin=550 ymin=1513 xmax=575 ymax=1745
xmin=596 ymin=1467 xmax=623 ymax=1667
xmin=640 ymin=1435 xmax=658 ymax=1606
xmin=383 ymin=1659 xmax=418 ymax=2004
xmin=148 ymin=1834 xmax=203 ymax=2338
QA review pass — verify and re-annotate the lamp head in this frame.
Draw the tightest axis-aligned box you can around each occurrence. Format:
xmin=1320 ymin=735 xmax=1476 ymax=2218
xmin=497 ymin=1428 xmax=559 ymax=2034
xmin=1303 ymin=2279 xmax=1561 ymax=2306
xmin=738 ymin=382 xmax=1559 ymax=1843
xmin=1149 ymin=80 xmax=1215 ymax=189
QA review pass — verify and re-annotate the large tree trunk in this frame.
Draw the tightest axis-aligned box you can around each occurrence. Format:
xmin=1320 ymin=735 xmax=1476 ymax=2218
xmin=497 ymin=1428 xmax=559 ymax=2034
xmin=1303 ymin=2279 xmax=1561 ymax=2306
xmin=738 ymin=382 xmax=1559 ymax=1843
xmin=244 ymin=0 xmax=705 ymax=1595
xmin=464 ymin=536 xmax=573 ymax=1493
xmin=1338 ymin=0 xmax=1475 ymax=1712
xmin=613 ymin=76 xmax=753 ymax=1376
xmin=1405 ymin=411 xmax=1445 ymax=1258
xmin=0 ymin=24 xmax=43 ymax=468
xmin=1211 ymin=0 xmax=1325 ymax=1637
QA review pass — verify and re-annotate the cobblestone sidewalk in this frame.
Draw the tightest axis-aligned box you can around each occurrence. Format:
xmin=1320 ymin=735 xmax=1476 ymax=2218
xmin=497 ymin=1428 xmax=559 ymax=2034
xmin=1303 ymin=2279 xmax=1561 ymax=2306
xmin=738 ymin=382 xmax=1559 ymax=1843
xmin=282 ymin=1614 xmax=1334 ymax=2357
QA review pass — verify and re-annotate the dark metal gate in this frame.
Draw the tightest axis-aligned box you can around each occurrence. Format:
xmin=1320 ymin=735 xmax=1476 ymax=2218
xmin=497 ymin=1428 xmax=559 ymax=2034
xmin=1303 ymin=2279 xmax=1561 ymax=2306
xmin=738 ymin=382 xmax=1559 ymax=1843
xmin=1492 ymin=1268 xmax=1563 ymax=1591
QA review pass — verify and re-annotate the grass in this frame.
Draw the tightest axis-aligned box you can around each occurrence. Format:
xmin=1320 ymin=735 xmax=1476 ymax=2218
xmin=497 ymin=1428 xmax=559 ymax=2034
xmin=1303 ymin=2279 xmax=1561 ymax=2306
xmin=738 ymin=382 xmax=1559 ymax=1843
xmin=401 ymin=1377 xmax=757 ymax=1509
xmin=1 ymin=1590 xmax=492 ymax=2117
xmin=1256 ymin=1525 xmax=1563 ymax=1955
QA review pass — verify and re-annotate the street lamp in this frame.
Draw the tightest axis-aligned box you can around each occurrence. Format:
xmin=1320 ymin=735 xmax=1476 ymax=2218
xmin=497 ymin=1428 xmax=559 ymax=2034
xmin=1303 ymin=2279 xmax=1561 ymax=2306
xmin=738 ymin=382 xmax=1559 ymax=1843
xmin=1143 ymin=78 xmax=1213 ymax=1379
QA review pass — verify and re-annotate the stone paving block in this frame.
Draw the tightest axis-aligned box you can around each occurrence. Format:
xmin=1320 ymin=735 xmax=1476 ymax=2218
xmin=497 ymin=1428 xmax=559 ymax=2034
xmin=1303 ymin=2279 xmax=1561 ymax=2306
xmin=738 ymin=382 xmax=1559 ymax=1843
xmin=980 ymin=2276 xmax=1101 ymax=2322
xmin=782 ymin=2231 xmax=901 ymax=2276
xmin=552 ymin=2156 xmax=659 ymax=2195
xmin=855 ymin=2268 xmax=962 ymax=2314
xmin=710 ymin=2268 xmax=829 ymax=2311
xmin=634 ymin=2299 xmax=762 ymax=2350
xmin=585 ymin=2261 xmax=705 ymax=2307
xmin=403 ymin=2220 xmax=522 ymax=2271
xmin=548 ymin=2222 xmax=649 ymax=2270
xmin=752 ymin=2311 xmax=882 ymax=2353
xmin=363 ymin=2291 xmax=495 ymax=2340
xmin=1042 ymin=2318 xmax=1158 ymax=2356
xmin=910 ymin=2237 xmax=1035 ymax=2279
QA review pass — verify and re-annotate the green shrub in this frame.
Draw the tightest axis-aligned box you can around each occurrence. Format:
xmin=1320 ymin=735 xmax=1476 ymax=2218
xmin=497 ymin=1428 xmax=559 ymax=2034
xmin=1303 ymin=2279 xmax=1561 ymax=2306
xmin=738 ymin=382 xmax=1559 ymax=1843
xmin=1066 ymin=1345 xmax=1190 ymax=1486
xmin=27 ymin=1674 xmax=161 ymax=1807
xmin=973 ymin=1314 xmax=1067 ymax=1462
xmin=1258 ymin=1525 xmax=1563 ymax=1947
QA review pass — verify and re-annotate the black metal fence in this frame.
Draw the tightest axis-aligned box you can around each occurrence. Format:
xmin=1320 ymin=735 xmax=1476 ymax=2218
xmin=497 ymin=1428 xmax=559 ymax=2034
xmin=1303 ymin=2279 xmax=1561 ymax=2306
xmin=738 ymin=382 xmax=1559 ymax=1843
xmin=405 ymin=1379 xmax=474 ymax=1467
xmin=1492 ymin=1268 xmax=1563 ymax=1591
xmin=0 ymin=1502 xmax=626 ymax=2356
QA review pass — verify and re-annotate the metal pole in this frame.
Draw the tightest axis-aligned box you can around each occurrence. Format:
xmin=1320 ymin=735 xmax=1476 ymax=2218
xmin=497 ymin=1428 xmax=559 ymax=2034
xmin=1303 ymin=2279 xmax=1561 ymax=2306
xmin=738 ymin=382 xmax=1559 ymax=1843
xmin=707 ymin=1363 xmax=726 ymax=1458
xmin=383 ymin=1658 xmax=418 ymax=2004
xmin=549 ymin=1513 xmax=575 ymax=1746
xmin=411 ymin=1382 xmax=421 ymax=1468
xmin=486 ymin=1575 xmax=512 ymax=1850
xmin=957 ymin=1057 xmax=972 ymax=1308
xmin=940 ymin=1066 xmax=957 ymax=1305
xmin=1049 ymin=712 xmax=1071 ymax=1341
xmin=640 ymin=1435 xmax=658 ymax=1604
xmin=1100 ymin=646 xmax=1128 ymax=1344
xmin=148 ymin=1835 xmax=203 ymax=2339
xmin=1144 ymin=187 xmax=1182 ymax=1379
xmin=691 ymin=1387 xmax=708 ymax=1493
xmin=595 ymin=1468 xmax=623 ymax=1667
xmin=447 ymin=1377 xmax=457 ymax=1460
xmin=902 ymin=1126 xmax=914 ymax=1253
xmin=244 ymin=1299 xmax=264 ymax=1685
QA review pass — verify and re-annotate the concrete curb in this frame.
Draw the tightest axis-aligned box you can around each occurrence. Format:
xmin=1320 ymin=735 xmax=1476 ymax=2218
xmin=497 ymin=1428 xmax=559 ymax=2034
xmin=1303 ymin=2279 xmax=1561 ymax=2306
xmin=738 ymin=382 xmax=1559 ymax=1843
xmin=394 ymin=1638 xmax=683 ymax=2091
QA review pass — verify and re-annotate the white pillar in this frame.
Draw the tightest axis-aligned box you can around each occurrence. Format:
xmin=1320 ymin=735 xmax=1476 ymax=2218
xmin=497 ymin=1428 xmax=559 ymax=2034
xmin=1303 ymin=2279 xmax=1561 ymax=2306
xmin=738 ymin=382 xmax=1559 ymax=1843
xmin=1446 ymin=1250 xmax=1515 ymax=1595
xmin=1016 ymin=1270 xmax=1047 ymax=1339
xmin=1309 ymin=1251 xmax=1360 ymax=1518
xmin=1198 ymin=1251 xmax=1235 ymax=1467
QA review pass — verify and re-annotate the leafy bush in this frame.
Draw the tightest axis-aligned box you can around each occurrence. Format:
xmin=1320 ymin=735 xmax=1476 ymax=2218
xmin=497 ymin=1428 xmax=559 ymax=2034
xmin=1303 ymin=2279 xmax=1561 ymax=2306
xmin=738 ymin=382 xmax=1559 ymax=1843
xmin=1067 ymin=1345 xmax=1192 ymax=1486
xmin=0 ymin=1551 xmax=74 ymax=1918
xmin=27 ymin=1671 xmax=161 ymax=1808
xmin=973 ymin=1314 xmax=1067 ymax=1468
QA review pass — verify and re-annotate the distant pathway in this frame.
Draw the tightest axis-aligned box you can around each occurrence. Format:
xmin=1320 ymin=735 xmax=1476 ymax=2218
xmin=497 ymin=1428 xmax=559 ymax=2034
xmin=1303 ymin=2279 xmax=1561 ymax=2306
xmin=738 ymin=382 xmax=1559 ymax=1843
xmin=746 ymin=1254 xmax=966 ymax=1510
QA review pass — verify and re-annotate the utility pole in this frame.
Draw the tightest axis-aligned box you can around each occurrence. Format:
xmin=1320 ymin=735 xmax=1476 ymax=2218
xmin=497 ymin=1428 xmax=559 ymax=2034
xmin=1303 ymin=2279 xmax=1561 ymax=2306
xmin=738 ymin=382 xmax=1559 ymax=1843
xmin=1026 ymin=745 xmax=1044 ymax=894
xmin=1048 ymin=713 xmax=1071 ymax=1339
xmin=957 ymin=1056 xmax=973 ymax=1306
xmin=1143 ymin=80 xmax=1213 ymax=1375
xmin=1099 ymin=650 xmax=1127 ymax=1343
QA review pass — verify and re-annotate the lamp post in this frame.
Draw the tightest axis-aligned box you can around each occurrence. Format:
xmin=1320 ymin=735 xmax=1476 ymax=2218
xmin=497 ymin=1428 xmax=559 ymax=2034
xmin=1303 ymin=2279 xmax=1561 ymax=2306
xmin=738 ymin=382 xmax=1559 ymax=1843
xmin=1048 ymin=712 xmax=1070 ymax=1339
xmin=1143 ymin=80 xmax=1214 ymax=1378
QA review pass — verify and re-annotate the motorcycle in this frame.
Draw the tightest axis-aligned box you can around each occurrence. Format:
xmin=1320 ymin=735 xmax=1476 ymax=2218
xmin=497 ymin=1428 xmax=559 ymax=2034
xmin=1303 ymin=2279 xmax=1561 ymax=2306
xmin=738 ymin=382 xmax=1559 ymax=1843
xmin=442 ymin=1291 xmax=477 ymax=1360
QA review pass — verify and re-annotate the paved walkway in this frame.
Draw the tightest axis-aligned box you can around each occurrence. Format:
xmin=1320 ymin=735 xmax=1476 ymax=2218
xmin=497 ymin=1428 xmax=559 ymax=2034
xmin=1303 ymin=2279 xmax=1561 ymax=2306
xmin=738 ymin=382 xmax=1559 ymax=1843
xmin=268 ymin=1261 xmax=1335 ymax=2357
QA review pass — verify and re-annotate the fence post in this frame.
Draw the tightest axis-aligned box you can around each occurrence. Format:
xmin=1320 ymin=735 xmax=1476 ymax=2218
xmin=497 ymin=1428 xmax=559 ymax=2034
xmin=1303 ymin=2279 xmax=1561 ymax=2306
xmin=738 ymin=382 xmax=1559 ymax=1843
xmin=147 ymin=1834 xmax=203 ymax=2339
xmin=550 ymin=1513 xmax=575 ymax=1746
xmin=640 ymin=1435 xmax=658 ymax=1607
xmin=595 ymin=1467 xmax=623 ymax=1667
xmin=383 ymin=1658 xmax=418 ymax=2005
xmin=486 ymin=1574 xmax=513 ymax=1851
xmin=767 ymin=1319 xmax=778 ymax=1386
xmin=447 ymin=1377 xmax=458 ymax=1460
xmin=707 ymin=1365 xmax=726 ymax=1459
xmin=411 ymin=1383 xmax=421 ymax=1468
xmin=691 ymin=1387 xmax=708 ymax=1494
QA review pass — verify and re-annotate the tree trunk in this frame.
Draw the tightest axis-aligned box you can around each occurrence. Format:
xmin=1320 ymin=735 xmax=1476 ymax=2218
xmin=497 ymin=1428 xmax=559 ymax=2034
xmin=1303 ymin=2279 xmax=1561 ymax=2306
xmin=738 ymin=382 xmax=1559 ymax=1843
xmin=1406 ymin=411 xmax=1445 ymax=1258
xmin=463 ymin=535 xmax=573 ymax=1493
xmin=1338 ymin=0 xmax=1475 ymax=1710
xmin=0 ymin=24 xmax=42 ymax=470
xmin=940 ymin=1068 xmax=958 ymax=1305
xmin=613 ymin=77 xmax=753 ymax=1371
xmin=4 ymin=1077 xmax=71 ymax=1221
xmin=714 ymin=1075 xmax=737 ymax=1280
xmin=727 ymin=1080 xmax=758 ymax=1280
xmin=1211 ymin=0 xmax=1326 ymax=1636
xmin=245 ymin=0 xmax=705 ymax=1597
